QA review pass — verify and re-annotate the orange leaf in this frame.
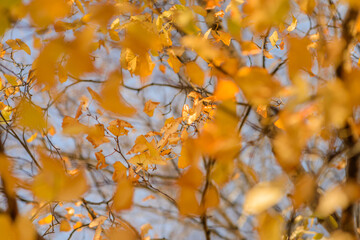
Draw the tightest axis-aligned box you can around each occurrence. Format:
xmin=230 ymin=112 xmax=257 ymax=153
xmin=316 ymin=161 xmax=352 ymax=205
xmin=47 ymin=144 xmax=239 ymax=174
xmin=86 ymin=124 xmax=110 ymax=148
xmin=214 ymin=79 xmax=239 ymax=100
xmin=143 ymin=100 xmax=160 ymax=117
xmin=240 ymin=41 xmax=261 ymax=56
xmin=185 ymin=62 xmax=204 ymax=86
xmin=60 ymin=220 xmax=71 ymax=232
xmin=38 ymin=214 xmax=53 ymax=225
xmin=95 ymin=150 xmax=108 ymax=169
xmin=112 ymin=179 xmax=134 ymax=211
xmin=32 ymin=151 xmax=88 ymax=202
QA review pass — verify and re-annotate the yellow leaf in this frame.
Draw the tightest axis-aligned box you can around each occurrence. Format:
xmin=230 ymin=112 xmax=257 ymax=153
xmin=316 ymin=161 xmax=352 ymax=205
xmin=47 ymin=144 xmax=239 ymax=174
xmin=298 ymin=0 xmax=316 ymax=14
xmin=58 ymin=64 xmax=67 ymax=83
xmin=89 ymin=216 xmax=107 ymax=228
xmin=191 ymin=5 xmax=207 ymax=17
xmin=6 ymin=39 xmax=20 ymax=50
xmin=240 ymin=41 xmax=261 ymax=56
xmin=274 ymin=118 xmax=285 ymax=130
xmin=28 ymin=0 xmax=71 ymax=27
xmin=177 ymin=167 xmax=204 ymax=215
xmin=75 ymin=0 xmax=85 ymax=14
xmin=243 ymin=179 xmax=285 ymax=214
xmin=60 ymin=220 xmax=71 ymax=232
xmin=143 ymin=100 xmax=160 ymax=117
xmin=6 ymin=38 xmax=28 ymax=54
xmin=17 ymin=98 xmax=46 ymax=130
xmin=107 ymin=119 xmax=133 ymax=137
xmin=178 ymin=139 xmax=200 ymax=169
xmin=112 ymin=178 xmax=134 ymax=211
xmin=62 ymin=116 xmax=89 ymax=135
xmin=111 ymin=18 xmax=121 ymax=29
xmin=316 ymin=183 xmax=360 ymax=219
xmin=26 ymin=132 xmax=38 ymax=143
xmin=4 ymin=74 xmax=18 ymax=86
xmin=178 ymin=187 xmax=201 ymax=215
xmin=257 ymin=212 xmax=284 ymax=240
xmin=73 ymin=221 xmax=83 ymax=231
xmin=86 ymin=124 xmax=110 ymax=148
xmin=97 ymin=70 xmax=136 ymax=116
xmin=88 ymin=3 xmax=116 ymax=28
xmin=34 ymin=37 xmax=65 ymax=90
xmin=181 ymin=35 xmax=224 ymax=65
xmin=16 ymin=39 xmax=31 ymax=55
xmin=292 ymin=174 xmax=316 ymax=209
xmin=121 ymin=21 xmax=162 ymax=55
xmin=65 ymin=27 xmax=96 ymax=77
xmin=185 ymin=62 xmax=204 ymax=86
xmin=321 ymin=80 xmax=351 ymax=128
xmin=0 ymin=106 xmax=12 ymax=123
xmin=168 ymin=52 xmax=182 ymax=73
xmin=95 ymin=150 xmax=108 ymax=169
xmin=202 ymin=185 xmax=220 ymax=210
xmin=217 ymin=31 xmax=232 ymax=46
xmin=214 ymin=79 xmax=239 ymax=100
xmin=0 ymin=214 xmax=36 ymax=240
xmin=38 ymin=214 xmax=52 ymax=225
xmin=286 ymin=15 xmax=297 ymax=32
xmin=32 ymin=151 xmax=88 ymax=201
xmin=263 ymin=50 xmax=273 ymax=59
xmin=256 ymin=105 xmax=268 ymax=118
xmin=269 ymin=31 xmax=278 ymax=46
xmin=287 ymin=36 xmax=312 ymax=79
xmin=112 ymin=161 xmax=127 ymax=182
xmin=140 ymin=223 xmax=153 ymax=238
xmin=109 ymin=29 xmax=120 ymax=41
xmin=235 ymin=67 xmax=281 ymax=105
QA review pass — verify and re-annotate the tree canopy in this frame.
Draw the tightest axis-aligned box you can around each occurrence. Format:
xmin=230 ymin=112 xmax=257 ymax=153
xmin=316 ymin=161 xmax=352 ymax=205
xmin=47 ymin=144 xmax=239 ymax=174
xmin=1 ymin=0 xmax=360 ymax=239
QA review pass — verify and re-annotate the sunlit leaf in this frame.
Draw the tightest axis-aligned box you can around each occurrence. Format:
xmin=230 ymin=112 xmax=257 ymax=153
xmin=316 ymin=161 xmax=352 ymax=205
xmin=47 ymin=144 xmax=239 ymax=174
xmin=286 ymin=15 xmax=297 ymax=32
xmin=269 ymin=31 xmax=279 ymax=46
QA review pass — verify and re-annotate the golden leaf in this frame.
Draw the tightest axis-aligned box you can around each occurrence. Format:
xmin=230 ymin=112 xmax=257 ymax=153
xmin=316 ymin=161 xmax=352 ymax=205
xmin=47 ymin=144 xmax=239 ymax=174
xmin=243 ymin=179 xmax=285 ymax=214
xmin=26 ymin=132 xmax=38 ymax=143
xmin=112 ymin=161 xmax=127 ymax=182
xmin=34 ymin=38 xmax=65 ymax=89
xmin=240 ymin=41 xmax=261 ymax=56
xmin=62 ymin=116 xmax=89 ymax=135
xmin=143 ymin=100 xmax=160 ymax=117
xmin=60 ymin=220 xmax=71 ymax=232
xmin=286 ymin=15 xmax=297 ymax=32
xmin=185 ymin=62 xmax=204 ymax=86
xmin=32 ymin=151 xmax=88 ymax=202
xmin=112 ymin=178 xmax=134 ymax=211
xmin=269 ymin=31 xmax=279 ymax=46
xmin=86 ymin=124 xmax=110 ymax=148
xmin=95 ymin=150 xmax=108 ymax=169
xmin=168 ymin=52 xmax=182 ymax=73
xmin=107 ymin=119 xmax=133 ymax=137
xmin=257 ymin=212 xmax=284 ymax=240
xmin=38 ymin=214 xmax=52 ymax=225
xmin=287 ymin=36 xmax=312 ymax=79
xmin=28 ymin=0 xmax=71 ymax=27
xmin=236 ymin=67 xmax=281 ymax=105
xmin=214 ymin=79 xmax=239 ymax=100
xmin=98 ymin=70 xmax=136 ymax=116
xmin=17 ymin=98 xmax=46 ymax=130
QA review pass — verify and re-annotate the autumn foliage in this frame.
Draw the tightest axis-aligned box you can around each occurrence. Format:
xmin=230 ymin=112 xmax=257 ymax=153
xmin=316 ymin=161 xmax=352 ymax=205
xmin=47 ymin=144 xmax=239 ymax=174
xmin=2 ymin=0 xmax=360 ymax=239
